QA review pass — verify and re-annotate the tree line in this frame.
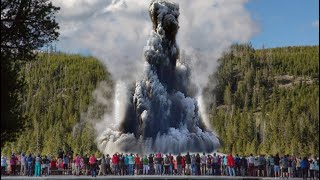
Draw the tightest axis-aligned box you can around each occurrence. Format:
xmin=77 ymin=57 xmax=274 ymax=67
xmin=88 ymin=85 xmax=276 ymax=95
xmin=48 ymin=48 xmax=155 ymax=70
xmin=1 ymin=45 xmax=318 ymax=157
xmin=206 ymin=44 xmax=319 ymax=157
xmin=1 ymin=53 xmax=112 ymax=156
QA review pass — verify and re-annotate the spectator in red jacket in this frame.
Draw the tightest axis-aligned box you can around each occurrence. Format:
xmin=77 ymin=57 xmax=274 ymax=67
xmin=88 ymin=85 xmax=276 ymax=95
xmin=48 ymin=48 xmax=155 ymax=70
xmin=50 ymin=157 xmax=57 ymax=175
xmin=112 ymin=153 xmax=119 ymax=175
xmin=134 ymin=154 xmax=141 ymax=175
xmin=227 ymin=154 xmax=235 ymax=176
xmin=182 ymin=156 xmax=186 ymax=175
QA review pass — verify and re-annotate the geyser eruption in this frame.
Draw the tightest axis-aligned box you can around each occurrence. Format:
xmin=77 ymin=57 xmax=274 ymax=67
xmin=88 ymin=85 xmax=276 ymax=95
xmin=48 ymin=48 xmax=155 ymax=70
xmin=97 ymin=0 xmax=220 ymax=154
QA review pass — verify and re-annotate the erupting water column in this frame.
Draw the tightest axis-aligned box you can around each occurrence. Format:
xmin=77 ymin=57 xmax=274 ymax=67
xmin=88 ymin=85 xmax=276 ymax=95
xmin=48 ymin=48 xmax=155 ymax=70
xmin=97 ymin=0 xmax=220 ymax=154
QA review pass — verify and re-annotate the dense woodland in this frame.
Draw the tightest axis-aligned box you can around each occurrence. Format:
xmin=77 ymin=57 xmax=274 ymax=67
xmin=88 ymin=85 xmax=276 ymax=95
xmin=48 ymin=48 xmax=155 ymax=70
xmin=207 ymin=45 xmax=319 ymax=157
xmin=1 ymin=45 xmax=319 ymax=157
xmin=1 ymin=53 xmax=112 ymax=156
xmin=1 ymin=0 xmax=60 ymax=146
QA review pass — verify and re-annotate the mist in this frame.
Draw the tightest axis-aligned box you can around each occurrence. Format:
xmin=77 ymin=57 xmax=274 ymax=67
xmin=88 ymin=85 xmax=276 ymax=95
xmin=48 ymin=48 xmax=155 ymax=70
xmin=54 ymin=0 xmax=258 ymax=154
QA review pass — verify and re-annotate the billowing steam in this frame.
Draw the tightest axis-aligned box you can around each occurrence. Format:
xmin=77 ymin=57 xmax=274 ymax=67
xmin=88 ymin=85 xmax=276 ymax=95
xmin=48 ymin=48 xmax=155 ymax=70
xmin=53 ymin=0 xmax=257 ymax=154
xmin=96 ymin=0 xmax=220 ymax=154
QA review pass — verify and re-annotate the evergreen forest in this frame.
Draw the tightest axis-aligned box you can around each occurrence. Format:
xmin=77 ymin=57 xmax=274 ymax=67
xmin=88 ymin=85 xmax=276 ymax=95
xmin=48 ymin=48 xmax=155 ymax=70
xmin=206 ymin=44 xmax=319 ymax=157
xmin=1 ymin=45 xmax=319 ymax=158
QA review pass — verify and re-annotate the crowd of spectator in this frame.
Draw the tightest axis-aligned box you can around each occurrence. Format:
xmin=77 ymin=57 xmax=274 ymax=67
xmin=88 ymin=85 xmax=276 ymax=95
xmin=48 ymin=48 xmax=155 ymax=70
xmin=1 ymin=150 xmax=319 ymax=179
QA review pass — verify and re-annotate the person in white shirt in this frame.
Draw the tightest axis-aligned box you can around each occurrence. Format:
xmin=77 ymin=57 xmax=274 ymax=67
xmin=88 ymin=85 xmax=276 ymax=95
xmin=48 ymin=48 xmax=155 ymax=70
xmin=248 ymin=154 xmax=255 ymax=176
xmin=1 ymin=155 xmax=7 ymax=175
xmin=20 ymin=153 xmax=26 ymax=176
xmin=200 ymin=152 xmax=207 ymax=175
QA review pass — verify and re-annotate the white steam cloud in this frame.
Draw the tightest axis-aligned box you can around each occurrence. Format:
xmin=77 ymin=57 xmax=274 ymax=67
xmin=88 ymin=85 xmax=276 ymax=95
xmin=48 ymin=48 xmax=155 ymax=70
xmin=54 ymin=0 xmax=258 ymax=154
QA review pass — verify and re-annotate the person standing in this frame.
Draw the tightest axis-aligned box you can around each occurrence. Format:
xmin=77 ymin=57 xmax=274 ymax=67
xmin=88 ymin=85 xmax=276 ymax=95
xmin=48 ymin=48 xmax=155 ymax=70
xmin=182 ymin=155 xmax=186 ymax=175
xmin=222 ymin=155 xmax=228 ymax=176
xmin=234 ymin=154 xmax=241 ymax=176
xmin=142 ymin=155 xmax=149 ymax=175
xmin=274 ymin=153 xmax=281 ymax=178
xmin=67 ymin=148 xmax=73 ymax=169
xmin=20 ymin=153 xmax=26 ymax=176
xmin=1 ymin=155 xmax=7 ymax=176
xmin=148 ymin=154 xmax=154 ymax=175
xmin=163 ymin=155 xmax=170 ymax=175
xmin=254 ymin=157 xmax=259 ymax=177
xmin=291 ymin=156 xmax=297 ymax=177
xmin=10 ymin=153 xmax=17 ymax=175
xmin=105 ymin=154 xmax=111 ymax=175
xmin=42 ymin=155 xmax=50 ymax=176
xmin=257 ymin=155 xmax=266 ymax=177
xmin=27 ymin=154 xmax=33 ymax=176
xmin=288 ymin=156 xmax=294 ymax=178
xmin=49 ymin=157 xmax=57 ymax=175
xmin=74 ymin=154 xmax=81 ymax=176
xmin=185 ymin=152 xmax=191 ymax=175
xmin=123 ymin=154 xmax=129 ymax=175
xmin=89 ymin=154 xmax=97 ymax=177
xmin=128 ymin=153 xmax=134 ymax=175
xmin=200 ymin=152 xmax=207 ymax=175
xmin=134 ymin=154 xmax=141 ymax=175
xmin=300 ymin=157 xmax=308 ymax=179
xmin=155 ymin=152 xmax=161 ymax=175
xmin=281 ymin=155 xmax=289 ymax=178
xmin=168 ymin=153 xmax=174 ymax=175
xmin=212 ymin=153 xmax=218 ymax=175
xmin=240 ymin=156 xmax=247 ymax=176
xmin=309 ymin=158 xmax=316 ymax=179
xmin=16 ymin=153 xmax=21 ymax=176
xmin=191 ymin=154 xmax=196 ymax=175
xmin=227 ymin=154 xmax=235 ymax=176
xmin=83 ymin=154 xmax=89 ymax=175
xmin=296 ymin=157 xmax=302 ymax=177
xmin=119 ymin=154 xmax=124 ymax=175
xmin=160 ymin=154 xmax=164 ymax=175
xmin=267 ymin=155 xmax=274 ymax=177
xmin=98 ymin=154 xmax=106 ymax=176
xmin=314 ymin=158 xmax=319 ymax=179
xmin=63 ymin=155 xmax=68 ymax=175
xmin=176 ymin=153 xmax=182 ymax=175
xmin=112 ymin=153 xmax=119 ymax=175
xmin=217 ymin=155 xmax=222 ymax=175
xmin=206 ymin=155 xmax=212 ymax=175
xmin=196 ymin=153 xmax=201 ymax=175
xmin=248 ymin=154 xmax=255 ymax=176
xmin=34 ymin=154 xmax=41 ymax=177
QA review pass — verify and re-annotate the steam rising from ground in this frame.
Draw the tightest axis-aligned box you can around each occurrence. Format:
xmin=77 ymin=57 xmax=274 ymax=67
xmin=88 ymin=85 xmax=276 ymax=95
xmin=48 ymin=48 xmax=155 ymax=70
xmin=54 ymin=0 xmax=257 ymax=154
xmin=96 ymin=0 xmax=220 ymax=154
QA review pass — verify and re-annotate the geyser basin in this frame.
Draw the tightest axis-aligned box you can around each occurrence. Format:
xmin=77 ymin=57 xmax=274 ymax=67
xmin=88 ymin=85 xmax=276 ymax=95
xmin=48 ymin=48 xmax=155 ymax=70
xmin=97 ymin=0 xmax=220 ymax=154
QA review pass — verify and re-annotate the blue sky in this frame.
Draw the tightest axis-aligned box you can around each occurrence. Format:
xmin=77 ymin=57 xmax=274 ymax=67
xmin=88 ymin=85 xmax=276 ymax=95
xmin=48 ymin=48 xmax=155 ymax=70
xmin=246 ymin=0 xmax=319 ymax=49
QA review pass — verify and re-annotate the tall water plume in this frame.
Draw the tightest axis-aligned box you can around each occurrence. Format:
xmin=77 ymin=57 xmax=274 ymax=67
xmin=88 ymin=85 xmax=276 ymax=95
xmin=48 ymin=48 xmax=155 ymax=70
xmin=96 ymin=0 xmax=220 ymax=154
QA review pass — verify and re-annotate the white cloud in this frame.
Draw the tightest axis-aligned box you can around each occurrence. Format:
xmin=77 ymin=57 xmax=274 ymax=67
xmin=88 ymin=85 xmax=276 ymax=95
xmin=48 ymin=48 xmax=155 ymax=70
xmin=312 ymin=20 xmax=319 ymax=29
xmin=52 ymin=0 xmax=258 ymax=84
